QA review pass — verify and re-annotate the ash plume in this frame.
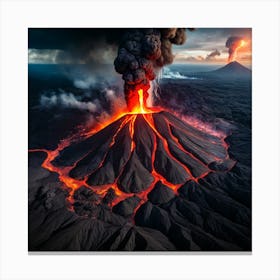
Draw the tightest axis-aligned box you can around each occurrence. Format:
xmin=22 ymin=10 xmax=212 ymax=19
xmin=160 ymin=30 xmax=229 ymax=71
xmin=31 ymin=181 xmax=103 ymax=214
xmin=29 ymin=28 xmax=192 ymax=111
xmin=29 ymin=29 xmax=126 ymax=92
xmin=226 ymin=36 xmax=243 ymax=62
xmin=114 ymin=28 xmax=189 ymax=109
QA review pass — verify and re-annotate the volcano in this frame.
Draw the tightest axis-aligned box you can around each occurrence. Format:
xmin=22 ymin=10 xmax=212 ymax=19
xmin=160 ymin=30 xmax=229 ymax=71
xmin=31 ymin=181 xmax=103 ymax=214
xmin=28 ymin=92 xmax=252 ymax=251
xmin=211 ymin=61 xmax=251 ymax=78
xmin=29 ymin=88 xmax=251 ymax=251
xmin=31 ymin=108 xmax=235 ymax=215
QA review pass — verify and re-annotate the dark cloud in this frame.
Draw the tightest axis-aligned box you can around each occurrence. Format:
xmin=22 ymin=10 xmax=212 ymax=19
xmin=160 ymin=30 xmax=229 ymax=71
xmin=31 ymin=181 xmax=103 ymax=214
xmin=28 ymin=28 xmax=125 ymax=49
xmin=206 ymin=49 xmax=221 ymax=60
xmin=225 ymin=36 xmax=244 ymax=62
xmin=29 ymin=28 xmax=192 ymax=110
xmin=28 ymin=28 xmax=128 ymax=65
xmin=173 ymin=28 xmax=251 ymax=52
xmin=29 ymin=28 xmax=251 ymax=64
xmin=39 ymin=87 xmax=127 ymax=129
xmin=114 ymin=28 xmax=188 ymax=110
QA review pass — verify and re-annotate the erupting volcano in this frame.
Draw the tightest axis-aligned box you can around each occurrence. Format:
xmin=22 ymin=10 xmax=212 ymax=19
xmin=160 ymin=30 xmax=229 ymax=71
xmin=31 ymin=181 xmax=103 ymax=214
xmin=29 ymin=88 xmax=235 ymax=219
xmin=226 ymin=36 xmax=247 ymax=63
xmin=28 ymin=28 xmax=252 ymax=251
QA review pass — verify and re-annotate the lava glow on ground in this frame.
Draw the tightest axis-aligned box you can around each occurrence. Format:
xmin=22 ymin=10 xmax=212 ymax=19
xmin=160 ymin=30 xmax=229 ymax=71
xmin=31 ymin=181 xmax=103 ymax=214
xmin=29 ymin=88 xmax=234 ymax=218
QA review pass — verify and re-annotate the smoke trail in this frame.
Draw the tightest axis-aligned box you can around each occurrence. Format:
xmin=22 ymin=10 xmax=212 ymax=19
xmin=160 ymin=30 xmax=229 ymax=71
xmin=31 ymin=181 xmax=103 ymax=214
xmin=40 ymin=91 xmax=100 ymax=113
xmin=114 ymin=28 xmax=189 ymax=111
xmin=40 ymin=88 xmax=127 ymax=128
xmin=226 ymin=36 xmax=244 ymax=62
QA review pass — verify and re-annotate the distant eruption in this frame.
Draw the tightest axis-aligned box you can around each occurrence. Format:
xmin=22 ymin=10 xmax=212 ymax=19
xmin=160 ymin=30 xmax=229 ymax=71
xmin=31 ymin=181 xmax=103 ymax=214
xmin=114 ymin=28 xmax=189 ymax=112
xmin=226 ymin=36 xmax=246 ymax=63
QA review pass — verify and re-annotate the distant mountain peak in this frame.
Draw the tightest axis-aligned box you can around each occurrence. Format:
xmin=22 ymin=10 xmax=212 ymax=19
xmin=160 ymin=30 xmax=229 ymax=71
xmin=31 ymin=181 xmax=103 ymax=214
xmin=211 ymin=61 xmax=251 ymax=77
xmin=228 ymin=61 xmax=241 ymax=66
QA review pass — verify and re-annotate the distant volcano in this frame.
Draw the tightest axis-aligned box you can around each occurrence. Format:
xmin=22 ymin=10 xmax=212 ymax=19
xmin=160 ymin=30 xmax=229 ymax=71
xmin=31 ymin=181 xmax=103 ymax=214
xmin=211 ymin=61 xmax=251 ymax=78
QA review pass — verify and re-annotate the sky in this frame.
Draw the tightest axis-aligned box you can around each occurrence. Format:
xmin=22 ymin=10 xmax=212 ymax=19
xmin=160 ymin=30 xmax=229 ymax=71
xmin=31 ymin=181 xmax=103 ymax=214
xmin=28 ymin=28 xmax=252 ymax=66
xmin=173 ymin=28 xmax=251 ymax=65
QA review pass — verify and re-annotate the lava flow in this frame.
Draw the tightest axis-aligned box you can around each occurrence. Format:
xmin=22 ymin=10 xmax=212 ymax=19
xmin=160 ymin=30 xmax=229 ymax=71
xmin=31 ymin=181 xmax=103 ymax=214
xmin=29 ymin=88 xmax=235 ymax=218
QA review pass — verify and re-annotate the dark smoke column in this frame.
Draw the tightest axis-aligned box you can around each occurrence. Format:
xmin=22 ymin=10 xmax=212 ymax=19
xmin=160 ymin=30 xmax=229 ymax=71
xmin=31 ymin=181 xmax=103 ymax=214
xmin=226 ymin=36 xmax=244 ymax=63
xmin=114 ymin=28 xmax=187 ymax=112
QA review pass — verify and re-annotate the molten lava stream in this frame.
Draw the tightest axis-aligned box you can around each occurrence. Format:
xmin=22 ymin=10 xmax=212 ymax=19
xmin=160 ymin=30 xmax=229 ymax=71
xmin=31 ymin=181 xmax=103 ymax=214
xmin=129 ymin=115 xmax=137 ymax=151
xmin=163 ymin=117 xmax=224 ymax=162
xmin=131 ymin=127 xmax=182 ymax=222
xmin=28 ymin=87 xmax=234 ymax=219
xmin=29 ymin=147 xmax=90 ymax=210
xmin=164 ymin=119 xmax=210 ymax=169
xmin=91 ymin=115 xmax=133 ymax=174
xmin=81 ymin=115 xmax=136 ymax=205
xmin=143 ymin=113 xmax=195 ymax=181
xmin=28 ymin=114 xmax=139 ymax=211
xmin=108 ymin=115 xmax=142 ymax=206
xmin=163 ymin=120 xmax=234 ymax=181
xmin=86 ymin=114 xmax=141 ymax=207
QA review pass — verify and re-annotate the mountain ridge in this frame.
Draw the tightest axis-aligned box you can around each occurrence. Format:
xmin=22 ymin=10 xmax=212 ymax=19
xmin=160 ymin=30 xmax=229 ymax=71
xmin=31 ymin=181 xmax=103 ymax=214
xmin=209 ymin=61 xmax=251 ymax=79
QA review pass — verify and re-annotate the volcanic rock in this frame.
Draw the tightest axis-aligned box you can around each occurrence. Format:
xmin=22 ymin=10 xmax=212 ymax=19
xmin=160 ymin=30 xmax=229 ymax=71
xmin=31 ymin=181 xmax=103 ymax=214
xmin=52 ymin=118 xmax=124 ymax=167
xmin=154 ymin=138 xmax=189 ymax=183
xmin=73 ymin=201 xmax=97 ymax=217
xmin=112 ymin=196 xmax=141 ymax=217
xmin=73 ymin=186 xmax=99 ymax=202
xmin=28 ymin=59 xmax=252 ymax=252
xmin=148 ymin=181 xmax=175 ymax=204
xmin=29 ymin=110 xmax=248 ymax=251
xmin=169 ymin=223 xmax=200 ymax=250
xmin=117 ymin=151 xmax=154 ymax=193
xmin=135 ymin=201 xmax=171 ymax=234
xmin=102 ymin=188 xmax=116 ymax=205
xmin=53 ymin=111 xmax=234 ymax=195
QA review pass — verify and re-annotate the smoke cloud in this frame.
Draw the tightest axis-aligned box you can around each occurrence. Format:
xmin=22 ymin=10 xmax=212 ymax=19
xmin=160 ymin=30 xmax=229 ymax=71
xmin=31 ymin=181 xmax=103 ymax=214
xmin=226 ymin=36 xmax=244 ymax=62
xmin=162 ymin=67 xmax=201 ymax=80
xmin=206 ymin=49 xmax=221 ymax=61
xmin=29 ymin=28 xmax=192 ymax=111
xmin=28 ymin=29 xmax=125 ymax=65
xmin=114 ymin=28 xmax=189 ymax=110
xmin=40 ymin=88 xmax=127 ymax=128
xmin=40 ymin=91 xmax=100 ymax=113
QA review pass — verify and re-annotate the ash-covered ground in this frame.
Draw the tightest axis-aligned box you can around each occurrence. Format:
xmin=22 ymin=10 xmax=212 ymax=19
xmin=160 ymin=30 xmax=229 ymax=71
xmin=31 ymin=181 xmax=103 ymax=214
xmin=28 ymin=63 xmax=251 ymax=251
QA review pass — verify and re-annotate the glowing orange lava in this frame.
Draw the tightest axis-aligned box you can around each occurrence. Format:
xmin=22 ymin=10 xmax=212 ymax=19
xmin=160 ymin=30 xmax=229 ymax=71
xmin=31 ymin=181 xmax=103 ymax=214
xmin=29 ymin=87 xmax=234 ymax=219
xmin=228 ymin=39 xmax=247 ymax=63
